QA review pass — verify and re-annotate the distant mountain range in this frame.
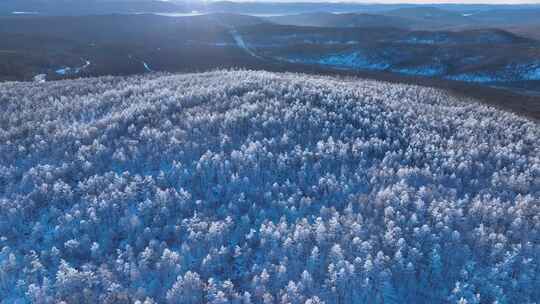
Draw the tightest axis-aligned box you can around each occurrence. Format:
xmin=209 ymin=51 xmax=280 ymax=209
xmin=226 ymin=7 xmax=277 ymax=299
xmin=1 ymin=13 xmax=539 ymax=88
xmin=268 ymin=7 xmax=540 ymax=31
xmin=3 ymin=1 xmax=540 ymax=44
xmin=0 ymin=0 xmax=186 ymax=15
xmin=268 ymin=12 xmax=414 ymax=29
xmin=1 ymin=4 xmax=539 ymax=97
xmin=2 ymin=1 xmax=540 ymax=17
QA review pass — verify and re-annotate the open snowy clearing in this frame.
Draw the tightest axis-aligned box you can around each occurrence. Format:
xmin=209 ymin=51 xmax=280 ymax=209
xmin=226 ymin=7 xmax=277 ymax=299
xmin=0 ymin=70 xmax=539 ymax=303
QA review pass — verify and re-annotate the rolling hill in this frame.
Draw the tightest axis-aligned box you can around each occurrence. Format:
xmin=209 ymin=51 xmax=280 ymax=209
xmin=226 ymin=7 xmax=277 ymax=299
xmin=267 ymin=12 xmax=414 ymax=29
xmin=0 ymin=0 xmax=187 ymax=15
xmin=1 ymin=70 xmax=539 ymax=303
xmin=264 ymin=7 xmax=540 ymax=32
xmin=0 ymin=13 xmax=539 ymax=100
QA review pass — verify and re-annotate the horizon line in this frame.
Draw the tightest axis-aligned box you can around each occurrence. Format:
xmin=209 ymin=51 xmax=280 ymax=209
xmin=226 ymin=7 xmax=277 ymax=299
xmin=200 ymin=0 xmax=540 ymax=5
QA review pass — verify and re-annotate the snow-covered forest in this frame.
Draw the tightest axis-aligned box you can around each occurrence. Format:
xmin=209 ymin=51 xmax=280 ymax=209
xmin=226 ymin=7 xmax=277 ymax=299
xmin=0 ymin=70 xmax=539 ymax=303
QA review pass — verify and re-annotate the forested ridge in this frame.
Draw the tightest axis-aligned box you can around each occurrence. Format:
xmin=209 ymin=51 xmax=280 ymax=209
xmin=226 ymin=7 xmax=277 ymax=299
xmin=0 ymin=70 xmax=539 ymax=303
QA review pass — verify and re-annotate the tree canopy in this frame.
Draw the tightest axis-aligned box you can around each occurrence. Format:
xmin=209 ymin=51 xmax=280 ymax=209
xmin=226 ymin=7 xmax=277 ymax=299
xmin=0 ymin=70 xmax=539 ymax=303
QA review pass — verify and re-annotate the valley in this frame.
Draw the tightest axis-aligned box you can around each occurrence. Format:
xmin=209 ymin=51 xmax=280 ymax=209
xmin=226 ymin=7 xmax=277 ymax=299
xmin=0 ymin=6 xmax=540 ymax=117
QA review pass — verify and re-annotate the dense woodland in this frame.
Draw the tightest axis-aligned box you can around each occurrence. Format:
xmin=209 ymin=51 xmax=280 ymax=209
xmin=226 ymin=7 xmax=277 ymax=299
xmin=0 ymin=70 xmax=539 ymax=303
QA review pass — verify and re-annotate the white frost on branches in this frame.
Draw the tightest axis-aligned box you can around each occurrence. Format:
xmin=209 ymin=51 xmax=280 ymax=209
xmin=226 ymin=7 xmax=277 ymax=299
xmin=0 ymin=70 xmax=539 ymax=303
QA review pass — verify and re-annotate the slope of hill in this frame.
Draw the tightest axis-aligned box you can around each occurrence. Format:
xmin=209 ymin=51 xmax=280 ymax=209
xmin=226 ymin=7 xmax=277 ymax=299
xmin=0 ymin=0 xmax=186 ymax=15
xmin=1 ymin=70 xmax=539 ymax=303
xmin=0 ymin=14 xmax=269 ymax=81
xmin=378 ymin=6 xmax=540 ymax=30
xmin=0 ymin=13 xmax=539 ymax=99
xmin=266 ymin=8 xmax=540 ymax=33
xmin=239 ymin=24 xmax=540 ymax=87
xmin=265 ymin=7 xmax=540 ymax=32
xmin=267 ymin=12 xmax=414 ymax=28
xmin=471 ymin=8 xmax=540 ymax=27
xmin=382 ymin=6 xmax=469 ymax=20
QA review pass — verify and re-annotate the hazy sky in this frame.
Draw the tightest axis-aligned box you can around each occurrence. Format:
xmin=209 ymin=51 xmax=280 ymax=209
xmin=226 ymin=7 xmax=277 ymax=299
xmin=275 ymin=1 xmax=537 ymax=3
xmin=192 ymin=0 xmax=540 ymax=4
xmin=206 ymin=0 xmax=540 ymax=3
xmin=345 ymin=0 xmax=540 ymax=3
xmin=334 ymin=0 xmax=540 ymax=3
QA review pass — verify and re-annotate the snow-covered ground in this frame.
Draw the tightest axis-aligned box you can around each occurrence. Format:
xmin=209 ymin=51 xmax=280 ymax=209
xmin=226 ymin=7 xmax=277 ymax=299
xmin=317 ymin=52 xmax=390 ymax=70
xmin=0 ymin=70 xmax=539 ymax=303
xmin=290 ymin=50 xmax=540 ymax=84
xmin=33 ymin=74 xmax=46 ymax=83
xmin=447 ymin=73 xmax=501 ymax=83
xmin=287 ymin=52 xmax=390 ymax=71
xmin=11 ymin=11 xmax=40 ymax=15
xmin=142 ymin=61 xmax=153 ymax=72
xmin=55 ymin=60 xmax=91 ymax=76
xmin=392 ymin=66 xmax=445 ymax=76
xmin=230 ymin=29 xmax=261 ymax=59
xmin=519 ymin=62 xmax=540 ymax=81
xmin=447 ymin=62 xmax=540 ymax=83
xmin=400 ymin=37 xmax=444 ymax=45
xmin=527 ymin=67 xmax=540 ymax=80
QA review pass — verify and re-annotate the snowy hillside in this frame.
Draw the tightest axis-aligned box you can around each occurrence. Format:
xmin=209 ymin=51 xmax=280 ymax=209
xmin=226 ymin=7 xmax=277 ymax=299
xmin=0 ymin=70 xmax=539 ymax=303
